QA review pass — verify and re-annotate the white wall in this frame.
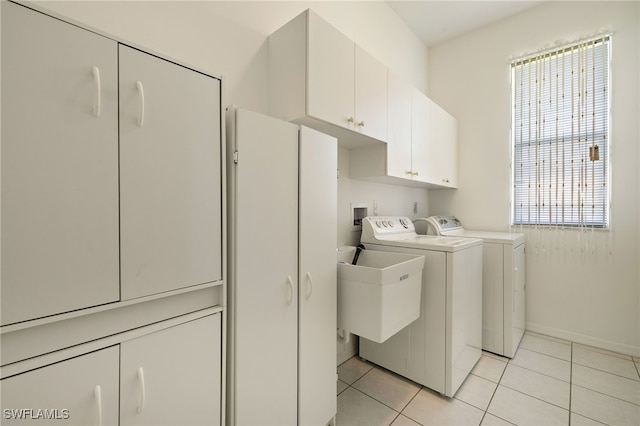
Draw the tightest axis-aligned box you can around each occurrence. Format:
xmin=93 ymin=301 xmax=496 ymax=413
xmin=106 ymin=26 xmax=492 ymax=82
xmin=428 ymin=1 xmax=640 ymax=356
xmin=27 ymin=0 xmax=431 ymax=361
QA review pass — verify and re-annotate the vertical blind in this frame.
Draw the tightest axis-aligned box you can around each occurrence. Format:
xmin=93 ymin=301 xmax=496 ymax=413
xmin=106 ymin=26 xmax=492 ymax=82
xmin=512 ymin=36 xmax=610 ymax=228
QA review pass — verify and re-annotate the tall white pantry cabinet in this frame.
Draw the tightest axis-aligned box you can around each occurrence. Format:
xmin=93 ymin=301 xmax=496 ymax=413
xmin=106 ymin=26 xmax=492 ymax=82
xmin=1 ymin=2 xmax=225 ymax=425
xmin=226 ymin=106 xmax=337 ymax=426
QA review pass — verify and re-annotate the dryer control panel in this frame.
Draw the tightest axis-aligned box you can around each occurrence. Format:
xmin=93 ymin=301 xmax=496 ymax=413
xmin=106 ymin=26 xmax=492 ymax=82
xmin=415 ymin=215 xmax=463 ymax=235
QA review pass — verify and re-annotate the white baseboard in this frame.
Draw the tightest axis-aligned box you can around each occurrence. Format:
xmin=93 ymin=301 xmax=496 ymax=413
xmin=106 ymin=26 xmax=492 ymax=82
xmin=526 ymin=322 xmax=640 ymax=358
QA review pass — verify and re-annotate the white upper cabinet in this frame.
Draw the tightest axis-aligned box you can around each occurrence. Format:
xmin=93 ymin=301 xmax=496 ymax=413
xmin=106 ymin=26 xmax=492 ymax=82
xmin=387 ymin=72 xmax=413 ymax=179
xmin=268 ymin=8 xmax=458 ymax=189
xmin=306 ymin=11 xmax=355 ymax=133
xmin=350 ymin=83 xmax=458 ymax=189
xmin=1 ymin=2 xmax=224 ymax=325
xmin=1 ymin=2 xmax=120 ymax=325
xmin=119 ymin=45 xmax=222 ymax=300
xmin=426 ymin=99 xmax=458 ymax=188
xmin=354 ymin=46 xmax=388 ymax=142
xmin=411 ymin=88 xmax=431 ymax=183
xmin=269 ymin=9 xmax=387 ymax=147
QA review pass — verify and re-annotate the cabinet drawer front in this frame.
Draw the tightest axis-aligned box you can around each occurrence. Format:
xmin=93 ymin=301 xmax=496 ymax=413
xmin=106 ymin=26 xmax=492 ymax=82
xmin=119 ymin=45 xmax=222 ymax=300
xmin=1 ymin=2 xmax=119 ymax=325
xmin=120 ymin=314 xmax=222 ymax=426
xmin=1 ymin=346 xmax=120 ymax=426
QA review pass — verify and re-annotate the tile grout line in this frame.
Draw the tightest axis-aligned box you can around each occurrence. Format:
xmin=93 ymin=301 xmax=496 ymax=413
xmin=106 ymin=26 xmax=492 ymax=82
xmin=346 ymin=385 xmax=403 ymax=422
xmin=398 ymin=386 xmax=427 ymax=426
xmin=571 ymin=362 xmax=640 ymax=382
xmin=346 ymin=365 xmax=423 ymax=423
xmin=507 ymin=360 xmax=571 ymax=384
xmin=509 ymin=340 xmax=574 ymax=384
xmin=567 ymin=340 xmax=630 ymax=426
xmin=477 ymin=352 xmax=512 ymax=425
xmin=340 ymin=343 xmax=638 ymax=425
xmin=489 ymin=370 xmax=572 ymax=417
xmin=523 ymin=336 xmax=639 ymax=382
xmin=571 ymin=382 xmax=640 ymax=407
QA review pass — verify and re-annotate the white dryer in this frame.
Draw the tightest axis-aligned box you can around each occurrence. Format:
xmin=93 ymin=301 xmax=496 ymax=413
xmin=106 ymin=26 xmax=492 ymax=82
xmin=359 ymin=216 xmax=483 ymax=397
xmin=415 ymin=216 xmax=526 ymax=358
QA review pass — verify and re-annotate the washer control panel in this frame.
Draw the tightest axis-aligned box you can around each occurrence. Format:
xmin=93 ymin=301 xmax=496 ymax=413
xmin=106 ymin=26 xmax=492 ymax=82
xmin=362 ymin=216 xmax=415 ymax=238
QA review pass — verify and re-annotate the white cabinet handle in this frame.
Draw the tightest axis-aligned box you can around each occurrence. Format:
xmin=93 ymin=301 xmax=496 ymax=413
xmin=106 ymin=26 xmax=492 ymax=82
xmin=94 ymin=385 xmax=102 ymax=426
xmin=286 ymin=276 xmax=294 ymax=305
xmin=347 ymin=117 xmax=354 ymax=123
xmin=136 ymin=81 xmax=145 ymax=127
xmin=92 ymin=66 xmax=101 ymax=118
xmin=137 ymin=367 xmax=146 ymax=414
xmin=306 ymin=272 xmax=313 ymax=299
xmin=357 ymin=120 xmax=365 ymax=127
xmin=412 ymin=171 xmax=419 ymax=176
xmin=406 ymin=170 xmax=413 ymax=175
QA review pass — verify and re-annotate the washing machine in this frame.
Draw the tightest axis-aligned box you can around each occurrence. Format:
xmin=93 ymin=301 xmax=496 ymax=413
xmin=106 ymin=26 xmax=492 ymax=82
xmin=415 ymin=216 xmax=526 ymax=358
xmin=359 ymin=216 xmax=483 ymax=397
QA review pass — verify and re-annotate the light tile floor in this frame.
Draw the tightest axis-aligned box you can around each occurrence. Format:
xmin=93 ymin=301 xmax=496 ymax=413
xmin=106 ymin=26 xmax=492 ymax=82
xmin=336 ymin=332 xmax=640 ymax=426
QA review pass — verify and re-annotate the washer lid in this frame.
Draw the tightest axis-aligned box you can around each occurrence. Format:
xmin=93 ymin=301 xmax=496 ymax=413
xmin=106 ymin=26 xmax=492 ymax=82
xmin=364 ymin=234 xmax=482 ymax=252
xmin=361 ymin=216 xmax=482 ymax=252
xmin=441 ymin=228 xmax=526 ymax=245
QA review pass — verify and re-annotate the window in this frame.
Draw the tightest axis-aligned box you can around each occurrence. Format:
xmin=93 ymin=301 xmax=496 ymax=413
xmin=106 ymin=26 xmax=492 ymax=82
xmin=512 ymin=36 xmax=610 ymax=228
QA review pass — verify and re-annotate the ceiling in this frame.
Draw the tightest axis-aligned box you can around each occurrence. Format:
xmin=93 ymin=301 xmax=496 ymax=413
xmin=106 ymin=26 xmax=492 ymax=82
xmin=386 ymin=0 xmax=544 ymax=47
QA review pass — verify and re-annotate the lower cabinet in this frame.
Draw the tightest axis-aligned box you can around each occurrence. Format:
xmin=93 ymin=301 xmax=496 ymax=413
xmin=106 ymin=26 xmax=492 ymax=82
xmin=120 ymin=314 xmax=222 ymax=426
xmin=1 ymin=346 xmax=120 ymax=426
xmin=1 ymin=313 xmax=222 ymax=426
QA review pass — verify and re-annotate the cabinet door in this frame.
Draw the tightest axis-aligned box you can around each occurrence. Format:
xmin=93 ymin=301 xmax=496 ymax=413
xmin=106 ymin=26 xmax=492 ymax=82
xmin=1 ymin=346 xmax=120 ymax=426
xmin=230 ymin=108 xmax=298 ymax=426
xmin=307 ymin=10 xmax=355 ymax=130
xmin=354 ymin=46 xmax=388 ymax=141
xmin=481 ymin=243 xmax=505 ymax=355
xmin=509 ymin=243 xmax=526 ymax=357
xmin=1 ymin=2 xmax=119 ymax=325
xmin=119 ymin=45 xmax=222 ymax=300
xmin=298 ymin=127 xmax=337 ymax=425
xmin=410 ymin=89 xmax=430 ymax=182
xmin=387 ymin=72 xmax=413 ymax=179
xmin=427 ymin=99 xmax=458 ymax=187
xmin=120 ymin=314 xmax=222 ymax=426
